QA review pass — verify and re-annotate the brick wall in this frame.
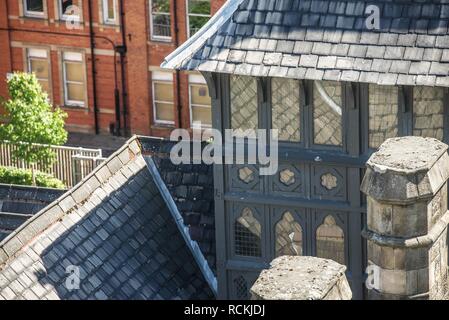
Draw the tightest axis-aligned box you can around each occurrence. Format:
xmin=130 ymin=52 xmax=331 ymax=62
xmin=0 ymin=0 xmax=226 ymax=137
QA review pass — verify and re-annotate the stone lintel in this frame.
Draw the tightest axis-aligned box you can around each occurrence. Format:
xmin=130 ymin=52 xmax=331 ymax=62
xmin=361 ymin=137 xmax=449 ymax=203
xmin=250 ymin=256 xmax=352 ymax=300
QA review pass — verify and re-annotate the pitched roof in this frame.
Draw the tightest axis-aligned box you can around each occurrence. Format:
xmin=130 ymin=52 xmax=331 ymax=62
xmin=163 ymin=0 xmax=449 ymax=87
xmin=139 ymin=138 xmax=216 ymax=274
xmin=0 ymin=185 xmax=64 ymax=242
xmin=0 ymin=138 xmax=215 ymax=300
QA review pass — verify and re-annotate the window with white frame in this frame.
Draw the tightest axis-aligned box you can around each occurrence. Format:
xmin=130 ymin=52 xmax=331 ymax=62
xmin=189 ymin=74 xmax=211 ymax=128
xmin=186 ymin=0 xmax=211 ymax=37
xmin=58 ymin=0 xmax=74 ymax=20
xmin=27 ymin=48 xmax=50 ymax=94
xmin=24 ymin=0 xmax=44 ymax=17
xmin=102 ymin=0 xmax=118 ymax=25
xmin=62 ymin=52 xmax=86 ymax=107
xmin=150 ymin=0 xmax=171 ymax=40
xmin=152 ymin=71 xmax=175 ymax=124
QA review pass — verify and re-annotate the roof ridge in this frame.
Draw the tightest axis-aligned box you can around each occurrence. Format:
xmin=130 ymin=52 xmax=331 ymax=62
xmin=0 ymin=136 xmax=142 ymax=268
xmin=161 ymin=0 xmax=246 ymax=70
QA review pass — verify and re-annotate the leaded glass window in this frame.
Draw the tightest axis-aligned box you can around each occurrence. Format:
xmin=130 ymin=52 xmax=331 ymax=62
xmin=313 ymin=81 xmax=343 ymax=146
xmin=231 ymin=75 xmax=258 ymax=134
xmin=413 ymin=86 xmax=445 ymax=141
xmin=316 ymin=216 xmax=345 ymax=265
xmin=272 ymin=78 xmax=301 ymax=142
xmin=235 ymin=208 xmax=261 ymax=257
xmin=233 ymin=276 xmax=248 ymax=299
xmin=369 ymin=84 xmax=399 ymax=149
xmin=275 ymin=212 xmax=303 ymax=257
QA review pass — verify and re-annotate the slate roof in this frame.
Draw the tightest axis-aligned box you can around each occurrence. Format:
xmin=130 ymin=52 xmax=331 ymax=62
xmin=0 ymin=138 xmax=215 ymax=300
xmin=139 ymin=138 xmax=216 ymax=274
xmin=0 ymin=185 xmax=64 ymax=242
xmin=163 ymin=0 xmax=449 ymax=87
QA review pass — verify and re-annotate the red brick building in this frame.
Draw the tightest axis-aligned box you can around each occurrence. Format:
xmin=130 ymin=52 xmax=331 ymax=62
xmin=0 ymin=0 xmax=225 ymax=137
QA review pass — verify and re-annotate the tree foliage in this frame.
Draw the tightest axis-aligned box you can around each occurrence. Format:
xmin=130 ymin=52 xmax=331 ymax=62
xmin=0 ymin=72 xmax=68 ymax=168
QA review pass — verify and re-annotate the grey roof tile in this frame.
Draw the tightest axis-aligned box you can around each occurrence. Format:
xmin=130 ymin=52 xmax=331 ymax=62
xmin=281 ymin=54 xmax=300 ymax=67
xmin=430 ymin=62 xmax=449 ymax=76
xmin=317 ymin=56 xmax=337 ymax=69
xmin=286 ymin=67 xmax=307 ymax=79
xmin=276 ymin=40 xmax=295 ymax=53
xmin=305 ymin=29 xmax=324 ymax=42
xmin=263 ymin=52 xmax=283 ymax=65
xmin=410 ymin=61 xmax=432 ymax=75
xmin=371 ymin=59 xmax=392 ymax=73
xmin=389 ymin=60 xmax=411 ymax=74
xmin=417 ymin=34 xmax=436 ymax=47
xmin=293 ymin=41 xmax=313 ymax=54
xmin=416 ymin=75 xmax=437 ymax=86
xmin=245 ymin=51 xmax=265 ymax=65
xmin=259 ymin=39 xmax=277 ymax=52
xmin=366 ymin=46 xmax=386 ymax=59
xmin=341 ymin=70 xmax=360 ymax=82
xmin=269 ymin=66 xmax=289 ymax=77
xmin=359 ymin=72 xmax=380 ymax=84
xmin=299 ymin=54 xmax=319 ymax=68
xmin=304 ymin=68 xmax=324 ymax=80
xmin=348 ymin=45 xmax=367 ymax=58
xmin=441 ymin=50 xmax=449 ymax=62
xmin=404 ymin=47 xmax=425 ymax=61
xmin=336 ymin=57 xmax=354 ymax=70
xmin=423 ymin=48 xmax=443 ymax=61
xmin=330 ymin=43 xmax=349 ymax=56
xmin=163 ymin=0 xmax=449 ymax=86
xmin=312 ymin=42 xmax=332 ymax=55
xmin=377 ymin=73 xmax=398 ymax=86
xmin=384 ymin=46 xmax=405 ymax=60
xmin=323 ymin=70 xmax=341 ymax=81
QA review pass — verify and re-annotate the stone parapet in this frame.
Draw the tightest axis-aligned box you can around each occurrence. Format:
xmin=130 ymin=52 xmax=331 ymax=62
xmin=361 ymin=137 xmax=449 ymax=300
xmin=250 ymin=256 xmax=352 ymax=300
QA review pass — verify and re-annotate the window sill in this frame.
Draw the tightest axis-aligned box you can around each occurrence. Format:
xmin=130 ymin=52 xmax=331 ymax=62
xmin=61 ymin=105 xmax=88 ymax=111
xmin=20 ymin=15 xmax=49 ymax=21
xmin=149 ymin=37 xmax=173 ymax=44
xmin=152 ymin=123 xmax=175 ymax=129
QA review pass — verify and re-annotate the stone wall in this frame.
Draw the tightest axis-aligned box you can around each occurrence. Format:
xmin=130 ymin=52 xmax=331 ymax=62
xmin=361 ymin=136 xmax=449 ymax=300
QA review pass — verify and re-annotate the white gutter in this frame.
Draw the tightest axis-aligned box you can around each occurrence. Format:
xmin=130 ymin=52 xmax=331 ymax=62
xmin=161 ymin=0 xmax=245 ymax=70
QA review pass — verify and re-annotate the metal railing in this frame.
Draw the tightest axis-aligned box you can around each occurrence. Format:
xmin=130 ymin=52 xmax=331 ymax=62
xmin=0 ymin=141 xmax=106 ymax=188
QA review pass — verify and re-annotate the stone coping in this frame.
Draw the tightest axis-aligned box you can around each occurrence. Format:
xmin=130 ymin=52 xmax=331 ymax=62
xmin=367 ymin=137 xmax=448 ymax=174
xmin=250 ymin=256 xmax=349 ymax=300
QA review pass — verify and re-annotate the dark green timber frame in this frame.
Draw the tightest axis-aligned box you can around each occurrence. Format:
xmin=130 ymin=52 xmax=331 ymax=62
xmin=203 ymin=71 xmax=449 ymax=300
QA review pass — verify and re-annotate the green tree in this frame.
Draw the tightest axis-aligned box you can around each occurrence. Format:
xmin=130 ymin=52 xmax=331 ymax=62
xmin=0 ymin=72 xmax=68 ymax=184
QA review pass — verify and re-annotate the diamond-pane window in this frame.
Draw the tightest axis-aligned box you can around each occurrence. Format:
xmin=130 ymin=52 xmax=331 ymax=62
xmin=369 ymin=84 xmax=399 ymax=149
xmin=275 ymin=212 xmax=303 ymax=257
xmin=235 ymin=208 xmax=261 ymax=257
xmin=231 ymin=75 xmax=258 ymax=134
xmin=272 ymin=78 xmax=301 ymax=142
xmin=313 ymin=81 xmax=343 ymax=146
xmin=316 ymin=216 xmax=345 ymax=265
xmin=413 ymin=86 xmax=444 ymax=141
xmin=234 ymin=276 xmax=248 ymax=300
